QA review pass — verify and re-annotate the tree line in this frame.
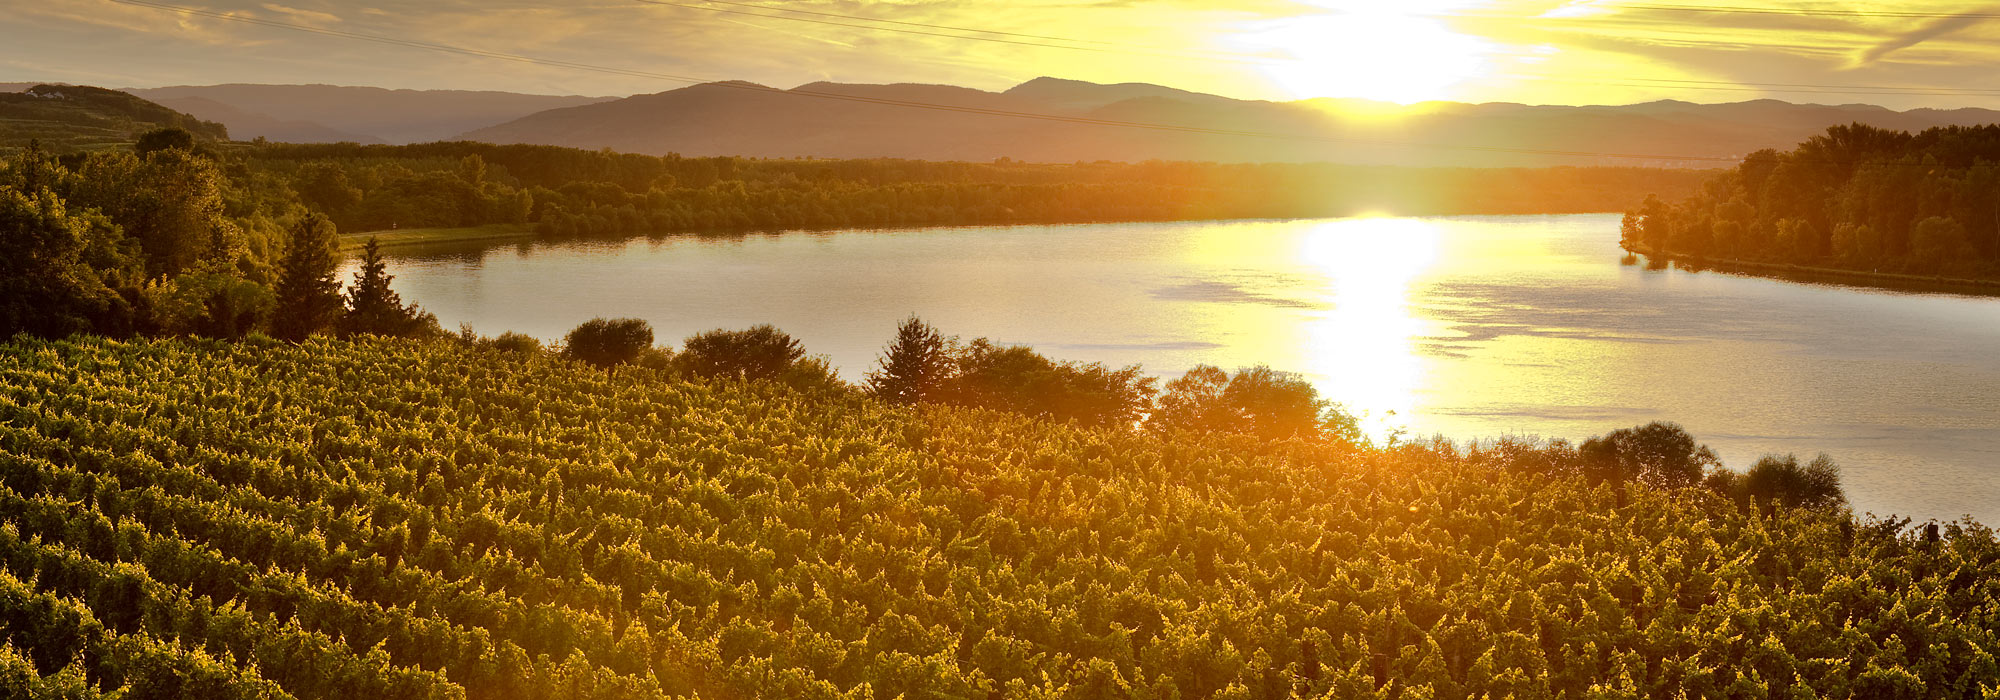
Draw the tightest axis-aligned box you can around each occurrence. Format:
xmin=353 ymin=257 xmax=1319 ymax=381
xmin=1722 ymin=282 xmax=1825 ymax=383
xmin=251 ymin=140 xmax=1704 ymax=236
xmin=1623 ymin=122 xmax=2000 ymax=278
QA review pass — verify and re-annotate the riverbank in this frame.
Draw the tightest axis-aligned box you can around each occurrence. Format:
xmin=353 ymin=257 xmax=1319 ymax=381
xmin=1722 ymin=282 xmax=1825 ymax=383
xmin=1626 ymin=244 xmax=2000 ymax=297
xmin=337 ymin=223 xmax=537 ymax=254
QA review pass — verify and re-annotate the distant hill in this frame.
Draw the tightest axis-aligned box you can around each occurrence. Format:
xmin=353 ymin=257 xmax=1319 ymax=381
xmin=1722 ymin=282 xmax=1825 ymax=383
xmin=0 ymin=84 xmax=226 ymax=153
xmin=464 ymin=76 xmax=2000 ymax=167
xmin=123 ymin=84 xmax=616 ymax=144
xmin=148 ymin=95 xmax=382 ymax=145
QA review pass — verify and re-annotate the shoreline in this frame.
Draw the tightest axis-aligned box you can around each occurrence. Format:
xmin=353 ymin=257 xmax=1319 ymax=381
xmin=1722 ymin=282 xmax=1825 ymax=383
xmin=337 ymin=223 xmax=537 ymax=254
xmin=1625 ymin=244 xmax=2000 ymax=297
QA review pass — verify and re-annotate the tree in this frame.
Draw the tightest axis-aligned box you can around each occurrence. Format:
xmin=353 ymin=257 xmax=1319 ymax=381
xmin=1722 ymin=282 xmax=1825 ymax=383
xmin=1150 ymin=365 xmax=1358 ymax=442
xmin=269 ymin=214 xmax=344 ymax=341
xmin=134 ymin=127 xmax=196 ymax=157
xmin=564 ymin=318 xmax=655 ymax=369
xmin=866 ymin=316 xmax=952 ymax=404
xmin=1579 ymin=422 xmax=1718 ymax=489
xmin=339 ymin=237 xmax=431 ymax=337
xmin=0 ymin=188 xmax=130 ymax=337
xmin=677 ymin=325 xmax=807 ymax=381
xmin=1910 ymin=216 xmax=1973 ymax=275
xmin=1740 ymin=454 xmax=1845 ymax=511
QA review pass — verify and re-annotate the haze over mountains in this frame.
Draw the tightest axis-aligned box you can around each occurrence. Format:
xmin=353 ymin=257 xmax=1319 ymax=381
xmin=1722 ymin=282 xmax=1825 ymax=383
xmin=463 ymin=77 xmax=2000 ymax=167
xmin=123 ymin=84 xmax=614 ymax=144
xmin=8 ymin=77 xmax=2000 ymax=166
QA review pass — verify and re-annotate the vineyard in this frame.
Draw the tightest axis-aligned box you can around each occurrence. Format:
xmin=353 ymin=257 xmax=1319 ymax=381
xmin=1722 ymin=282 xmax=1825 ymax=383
xmin=0 ymin=335 xmax=1995 ymax=699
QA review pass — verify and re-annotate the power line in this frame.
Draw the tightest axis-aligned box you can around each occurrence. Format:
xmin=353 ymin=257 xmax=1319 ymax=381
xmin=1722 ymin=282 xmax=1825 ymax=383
xmin=1617 ymin=3 xmax=2000 ymax=20
xmin=661 ymin=0 xmax=1130 ymax=48
xmin=631 ymin=0 xmax=1268 ymax=64
xmin=642 ymin=0 xmax=2000 ymax=99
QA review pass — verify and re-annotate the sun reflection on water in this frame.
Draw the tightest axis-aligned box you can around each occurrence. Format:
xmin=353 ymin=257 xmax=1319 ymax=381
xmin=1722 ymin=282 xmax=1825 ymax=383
xmin=1297 ymin=217 xmax=1442 ymax=442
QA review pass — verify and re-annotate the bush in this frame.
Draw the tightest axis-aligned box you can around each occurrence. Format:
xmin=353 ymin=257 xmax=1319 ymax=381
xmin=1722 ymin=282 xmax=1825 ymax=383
xmin=677 ymin=324 xmax=807 ymax=381
xmin=563 ymin=318 xmax=654 ymax=368
xmin=945 ymin=339 xmax=1154 ymax=429
xmin=1150 ymin=364 xmax=1358 ymax=443
xmin=1710 ymin=453 xmax=1846 ymax=512
xmin=1579 ymin=422 xmax=1717 ymax=489
xmin=490 ymin=331 xmax=543 ymax=355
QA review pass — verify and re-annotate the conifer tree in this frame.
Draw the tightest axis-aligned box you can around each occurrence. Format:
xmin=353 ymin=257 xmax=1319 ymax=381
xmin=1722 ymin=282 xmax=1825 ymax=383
xmin=339 ymin=237 xmax=429 ymax=337
xmin=269 ymin=214 xmax=344 ymax=341
xmin=866 ymin=316 xmax=951 ymax=404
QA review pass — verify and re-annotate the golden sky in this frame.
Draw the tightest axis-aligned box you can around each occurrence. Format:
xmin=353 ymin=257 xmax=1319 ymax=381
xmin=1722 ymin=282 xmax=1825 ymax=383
xmin=6 ymin=0 xmax=1999 ymax=108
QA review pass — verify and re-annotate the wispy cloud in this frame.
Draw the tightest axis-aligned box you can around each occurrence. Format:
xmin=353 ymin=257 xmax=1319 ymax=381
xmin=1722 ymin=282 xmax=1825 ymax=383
xmin=1852 ymin=7 xmax=2000 ymax=66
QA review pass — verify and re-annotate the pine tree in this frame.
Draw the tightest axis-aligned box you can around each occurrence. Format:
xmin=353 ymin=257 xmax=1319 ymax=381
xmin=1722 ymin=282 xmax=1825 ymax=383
xmin=339 ymin=237 xmax=429 ymax=337
xmin=866 ymin=315 xmax=951 ymax=404
xmin=269 ymin=214 xmax=344 ymax=341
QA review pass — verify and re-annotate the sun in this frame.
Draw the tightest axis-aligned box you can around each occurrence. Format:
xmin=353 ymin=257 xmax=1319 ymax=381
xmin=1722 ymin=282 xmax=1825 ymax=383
xmin=1236 ymin=2 xmax=1494 ymax=104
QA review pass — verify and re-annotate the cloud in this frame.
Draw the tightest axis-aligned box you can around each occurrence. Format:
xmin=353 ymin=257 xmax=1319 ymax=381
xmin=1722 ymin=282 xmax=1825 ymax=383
xmin=1852 ymin=8 xmax=2000 ymax=66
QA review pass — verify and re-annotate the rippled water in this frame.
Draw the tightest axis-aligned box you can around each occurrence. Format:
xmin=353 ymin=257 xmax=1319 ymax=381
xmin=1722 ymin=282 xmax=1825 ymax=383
xmin=348 ymin=214 xmax=2000 ymax=524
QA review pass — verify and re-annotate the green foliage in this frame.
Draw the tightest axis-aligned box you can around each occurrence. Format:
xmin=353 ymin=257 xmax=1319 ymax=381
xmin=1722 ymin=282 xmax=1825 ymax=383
xmin=0 ymin=187 xmax=131 ymax=337
xmin=339 ymin=238 xmax=432 ymax=338
xmin=0 ymin=335 xmax=1989 ymax=699
xmin=270 ymin=214 xmax=344 ymax=341
xmin=945 ymin=338 xmax=1156 ymax=429
xmin=240 ymin=142 xmax=1704 ymax=239
xmin=562 ymin=317 xmax=655 ymax=369
xmin=133 ymin=127 xmax=197 ymax=158
xmin=0 ymin=336 xmax=1990 ymax=698
xmin=1626 ymin=123 xmax=2000 ymax=279
xmin=1707 ymin=453 xmax=1848 ymax=513
xmin=866 ymin=316 xmax=951 ymax=404
xmin=1152 ymin=364 xmax=1360 ymax=443
xmin=1579 ymin=421 xmax=1719 ymax=489
xmin=677 ymin=324 xmax=808 ymax=381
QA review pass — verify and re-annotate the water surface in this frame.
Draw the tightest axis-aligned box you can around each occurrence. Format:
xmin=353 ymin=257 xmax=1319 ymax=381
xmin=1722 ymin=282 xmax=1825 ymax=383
xmin=349 ymin=215 xmax=2000 ymax=524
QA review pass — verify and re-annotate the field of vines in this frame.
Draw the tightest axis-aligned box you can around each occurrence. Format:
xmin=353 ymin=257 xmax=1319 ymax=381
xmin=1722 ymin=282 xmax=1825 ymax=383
xmin=1 ymin=335 xmax=1996 ymax=699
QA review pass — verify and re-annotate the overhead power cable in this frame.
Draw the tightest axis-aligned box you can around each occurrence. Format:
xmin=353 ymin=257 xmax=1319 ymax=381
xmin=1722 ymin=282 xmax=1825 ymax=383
xmin=641 ymin=0 xmax=2000 ymax=99
xmin=630 ymin=0 xmax=1267 ymax=63
xmin=1616 ymin=3 xmax=2000 ymax=20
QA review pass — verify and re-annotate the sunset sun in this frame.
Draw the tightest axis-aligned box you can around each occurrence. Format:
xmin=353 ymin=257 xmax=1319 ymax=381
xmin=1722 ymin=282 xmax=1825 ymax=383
xmin=1240 ymin=3 xmax=1493 ymax=104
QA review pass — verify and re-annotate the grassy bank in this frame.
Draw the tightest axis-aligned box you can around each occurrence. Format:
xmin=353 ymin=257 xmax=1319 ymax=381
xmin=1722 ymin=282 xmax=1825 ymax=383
xmin=337 ymin=223 xmax=537 ymax=254
xmin=1626 ymin=244 xmax=2000 ymax=296
xmin=0 ymin=335 xmax=1994 ymax=699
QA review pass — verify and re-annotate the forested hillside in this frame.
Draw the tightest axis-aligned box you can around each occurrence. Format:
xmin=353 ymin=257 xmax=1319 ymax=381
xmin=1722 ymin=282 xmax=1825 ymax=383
xmin=1622 ymin=123 xmax=2000 ymax=280
xmin=2 ymin=335 xmax=1995 ymax=699
xmin=247 ymin=141 xmax=1707 ymax=236
xmin=0 ymin=85 xmax=228 ymax=155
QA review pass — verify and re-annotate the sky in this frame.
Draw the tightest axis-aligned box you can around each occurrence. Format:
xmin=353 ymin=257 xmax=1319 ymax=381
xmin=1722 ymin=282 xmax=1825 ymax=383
xmin=5 ymin=0 xmax=2000 ymax=109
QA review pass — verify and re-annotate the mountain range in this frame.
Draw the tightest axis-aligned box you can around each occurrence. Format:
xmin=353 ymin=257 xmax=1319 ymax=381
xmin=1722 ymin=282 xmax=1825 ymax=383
xmin=7 ymin=77 xmax=2000 ymax=166
xmin=122 ymin=84 xmax=615 ymax=144
xmin=461 ymin=77 xmax=2000 ymax=167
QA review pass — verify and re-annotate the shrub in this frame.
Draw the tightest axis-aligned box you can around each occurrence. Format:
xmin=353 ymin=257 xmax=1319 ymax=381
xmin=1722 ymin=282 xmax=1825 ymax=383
xmin=563 ymin=318 xmax=654 ymax=368
xmin=945 ymin=339 xmax=1154 ymax=429
xmin=677 ymin=324 xmax=806 ymax=381
xmin=1579 ymin=421 xmax=1717 ymax=489
xmin=490 ymin=331 xmax=544 ymax=355
xmin=1725 ymin=453 xmax=1846 ymax=511
xmin=1150 ymin=364 xmax=1359 ymax=443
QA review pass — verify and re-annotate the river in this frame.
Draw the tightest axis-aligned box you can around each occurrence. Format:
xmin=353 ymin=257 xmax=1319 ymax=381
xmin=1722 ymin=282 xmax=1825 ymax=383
xmin=347 ymin=214 xmax=2000 ymax=524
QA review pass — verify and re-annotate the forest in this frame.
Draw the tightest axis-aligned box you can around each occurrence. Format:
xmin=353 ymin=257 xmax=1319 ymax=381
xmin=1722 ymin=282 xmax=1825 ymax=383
xmin=1621 ymin=123 xmax=2000 ymax=279
xmin=0 ymin=331 xmax=1991 ymax=699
